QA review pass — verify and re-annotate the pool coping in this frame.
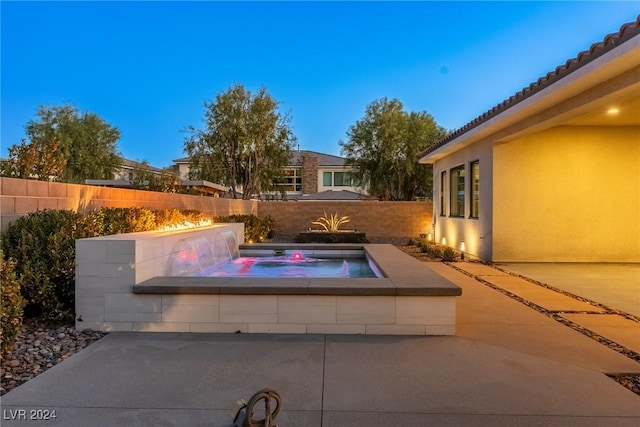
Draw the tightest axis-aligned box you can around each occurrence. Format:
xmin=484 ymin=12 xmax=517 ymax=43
xmin=133 ymin=243 xmax=462 ymax=297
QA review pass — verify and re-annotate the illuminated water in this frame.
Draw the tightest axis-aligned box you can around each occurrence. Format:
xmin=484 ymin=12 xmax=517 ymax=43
xmin=204 ymin=253 xmax=379 ymax=278
xmin=168 ymin=233 xmax=380 ymax=278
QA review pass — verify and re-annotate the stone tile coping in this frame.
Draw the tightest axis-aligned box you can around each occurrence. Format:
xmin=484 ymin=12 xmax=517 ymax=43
xmin=133 ymin=244 xmax=462 ymax=297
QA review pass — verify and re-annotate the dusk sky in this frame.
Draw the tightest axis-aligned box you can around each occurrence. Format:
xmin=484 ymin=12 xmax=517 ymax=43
xmin=2 ymin=1 xmax=639 ymax=168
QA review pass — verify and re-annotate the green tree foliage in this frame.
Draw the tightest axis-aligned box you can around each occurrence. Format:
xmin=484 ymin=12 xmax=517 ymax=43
xmin=339 ymin=98 xmax=447 ymax=200
xmin=184 ymin=84 xmax=296 ymax=199
xmin=3 ymin=105 xmax=121 ymax=183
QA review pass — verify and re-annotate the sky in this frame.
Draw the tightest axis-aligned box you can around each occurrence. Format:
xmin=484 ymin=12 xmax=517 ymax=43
xmin=2 ymin=1 xmax=639 ymax=168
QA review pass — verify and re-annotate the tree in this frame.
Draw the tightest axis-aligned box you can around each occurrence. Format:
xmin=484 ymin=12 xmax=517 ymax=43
xmin=129 ymin=160 xmax=182 ymax=193
xmin=183 ymin=84 xmax=296 ymax=199
xmin=2 ymin=135 xmax=67 ymax=181
xmin=339 ymin=98 xmax=447 ymax=201
xmin=3 ymin=105 xmax=121 ymax=182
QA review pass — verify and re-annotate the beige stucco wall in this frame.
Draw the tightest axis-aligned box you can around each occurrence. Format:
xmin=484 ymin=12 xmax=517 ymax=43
xmin=431 ymin=139 xmax=494 ymax=260
xmin=493 ymin=126 xmax=640 ymax=262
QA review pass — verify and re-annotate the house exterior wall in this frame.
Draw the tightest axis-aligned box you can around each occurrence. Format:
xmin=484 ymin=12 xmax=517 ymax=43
xmin=493 ymin=126 xmax=640 ymax=262
xmin=431 ymin=140 xmax=494 ymax=260
xmin=176 ymin=163 xmax=190 ymax=179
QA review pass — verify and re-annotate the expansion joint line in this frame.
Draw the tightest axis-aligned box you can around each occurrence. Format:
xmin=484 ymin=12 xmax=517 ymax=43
xmin=320 ymin=335 xmax=327 ymax=427
xmin=491 ymin=265 xmax=640 ymax=324
xmin=444 ymin=262 xmax=640 ymax=364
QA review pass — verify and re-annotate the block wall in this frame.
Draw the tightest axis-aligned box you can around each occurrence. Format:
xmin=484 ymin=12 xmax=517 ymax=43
xmin=0 ymin=177 xmax=256 ymax=231
xmin=259 ymin=201 xmax=433 ymax=239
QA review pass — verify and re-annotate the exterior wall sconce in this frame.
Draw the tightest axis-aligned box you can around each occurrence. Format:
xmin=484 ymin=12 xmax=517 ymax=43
xmin=427 ymin=233 xmax=432 ymax=242
xmin=460 ymin=241 xmax=466 ymax=260
xmin=441 ymin=237 xmax=447 ymax=245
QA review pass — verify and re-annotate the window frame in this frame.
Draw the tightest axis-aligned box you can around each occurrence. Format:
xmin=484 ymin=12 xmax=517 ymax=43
xmin=439 ymin=170 xmax=447 ymax=216
xmin=470 ymin=160 xmax=479 ymax=219
xmin=449 ymin=165 xmax=465 ymax=218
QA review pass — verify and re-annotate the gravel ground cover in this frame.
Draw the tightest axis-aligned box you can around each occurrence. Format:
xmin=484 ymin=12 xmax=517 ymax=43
xmin=1 ymin=322 xmax=106 ymax=395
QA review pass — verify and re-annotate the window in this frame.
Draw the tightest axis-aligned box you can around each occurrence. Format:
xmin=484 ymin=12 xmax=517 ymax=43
xmin=450 ymin=165 xmax=465 ymax=217
xmin=280 ymin=169 xmax=302 ymax=192
xmin=323 ymin=171 xmax=360 ymax=187
xmin=334 ymin=172 xmax=351 ymax=186
xmin=440 ymin=170 xmax=446 ymax=216
xmin=470 ymin=161 xmax=479 ymax=218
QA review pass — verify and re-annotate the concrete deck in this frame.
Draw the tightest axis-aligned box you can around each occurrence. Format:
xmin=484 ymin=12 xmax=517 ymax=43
xmin=2 ymin=261 xmax=639 ymax=426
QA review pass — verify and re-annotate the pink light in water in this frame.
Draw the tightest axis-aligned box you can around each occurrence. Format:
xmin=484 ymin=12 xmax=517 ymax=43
xmin=290 ymin=252 xmax=305 ymax=261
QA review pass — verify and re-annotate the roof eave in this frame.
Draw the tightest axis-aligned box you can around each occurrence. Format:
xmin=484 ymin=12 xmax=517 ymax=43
xmin=418 ymin=17 xmax=640 ymax=164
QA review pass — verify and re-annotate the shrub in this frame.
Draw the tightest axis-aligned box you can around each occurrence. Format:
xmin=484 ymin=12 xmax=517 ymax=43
xmin=440 ymin=247 xmax=458 ymax=262
xmin=154 ymin=209 xmax=187 ymax=229
xmin=1 ymin=251 xmax=25 ymax=355
xmin=294 ymin=234 xmax=308 ymax=243
xmin=216 ymin=214 xmax=275 ymax=243
xmin=0 ymin=210 xmax=90 ymax=322
xmin=99 ymin=207 xmax=157 ymax=235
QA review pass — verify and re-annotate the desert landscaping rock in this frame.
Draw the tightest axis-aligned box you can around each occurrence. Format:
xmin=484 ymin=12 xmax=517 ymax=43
xmin=1 ymin=322 xmax=106 ymax=395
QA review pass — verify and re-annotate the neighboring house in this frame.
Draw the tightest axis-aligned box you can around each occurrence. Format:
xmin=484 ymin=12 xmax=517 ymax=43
xmin=173 ymin=150 xmax=367 ymax=200
xmin=113 ymin=158 xmax=165 ymax=181
xmin=86 ymin=157 xmax=230 ymax=196
xmin=86 ymin=157 xmax=166 ymax=187
xmin=418 ymin=17 xmax=640 ymax=263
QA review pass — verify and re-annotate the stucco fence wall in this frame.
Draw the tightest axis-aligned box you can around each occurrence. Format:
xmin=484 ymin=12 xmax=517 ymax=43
xmin=259 ymin=201 xmax=433 ymax=240
xmin=0 ymin=177 xmax=256 ymax=231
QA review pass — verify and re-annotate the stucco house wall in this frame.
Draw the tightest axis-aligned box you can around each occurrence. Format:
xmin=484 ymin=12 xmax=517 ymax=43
xmin=419 ymin=17 xmax=639 ymax=263
xmin=431 ymin=139 xmax=494 ymax=260
xmin=493 ymin=126 xmax=639 ymax=262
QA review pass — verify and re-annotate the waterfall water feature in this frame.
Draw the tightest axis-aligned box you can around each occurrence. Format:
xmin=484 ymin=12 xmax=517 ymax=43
xmin=169 ymin=229 xmax=240 ymax=276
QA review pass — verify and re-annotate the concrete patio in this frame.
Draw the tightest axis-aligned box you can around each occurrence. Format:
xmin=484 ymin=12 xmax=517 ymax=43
xmin=2 ymin=261 xmax=639 ymax=426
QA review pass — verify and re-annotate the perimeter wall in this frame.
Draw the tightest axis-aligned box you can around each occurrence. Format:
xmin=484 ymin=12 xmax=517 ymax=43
xmin=0 ymin=178 xmax=433 ymax=239
xmin=0 ymin=177 xmax=256 ymax=231
xmin=259 ymin=201 xmax=432 ymax=240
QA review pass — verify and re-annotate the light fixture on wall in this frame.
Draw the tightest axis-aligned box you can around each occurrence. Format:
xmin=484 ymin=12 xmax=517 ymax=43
xmin=427 ymin=233 xmax=432 ymax=242
xmin=441 ymin=237 xmax=447 ymax=245
xmin=460 ymin=241 xmax=466 ymax=260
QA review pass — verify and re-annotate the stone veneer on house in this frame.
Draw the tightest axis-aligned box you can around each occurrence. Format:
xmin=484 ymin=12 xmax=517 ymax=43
xmin=301 ymin=154 xmax=319 ymax=194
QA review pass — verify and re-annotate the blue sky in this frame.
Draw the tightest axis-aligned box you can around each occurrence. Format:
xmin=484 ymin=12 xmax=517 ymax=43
xmin=2 ymin=1 xmax=639 ymax=168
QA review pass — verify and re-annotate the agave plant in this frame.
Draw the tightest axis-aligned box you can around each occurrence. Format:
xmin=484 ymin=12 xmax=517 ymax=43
xmin=311 ymin=211 xmax=351 ymax=232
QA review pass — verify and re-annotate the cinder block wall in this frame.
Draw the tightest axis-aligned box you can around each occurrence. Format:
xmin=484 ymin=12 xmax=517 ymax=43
xmin=0 ymin=178 xmax=433 ymax=239
xmin=259 ymin=201 xmax=433 ymax=239
xmin=0 ymin=177 xmax=256 ymax=231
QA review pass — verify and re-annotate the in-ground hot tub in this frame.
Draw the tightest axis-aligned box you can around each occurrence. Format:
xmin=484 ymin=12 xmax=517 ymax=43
xmin=75 ymin=225 xmax=461 ymax=335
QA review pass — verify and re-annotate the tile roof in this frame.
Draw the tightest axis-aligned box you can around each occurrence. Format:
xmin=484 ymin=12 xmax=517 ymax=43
xmin=289 ymin=150 xmax=346 ymax=167
xmin=417 ymin=15 xmax=640 ymax=159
